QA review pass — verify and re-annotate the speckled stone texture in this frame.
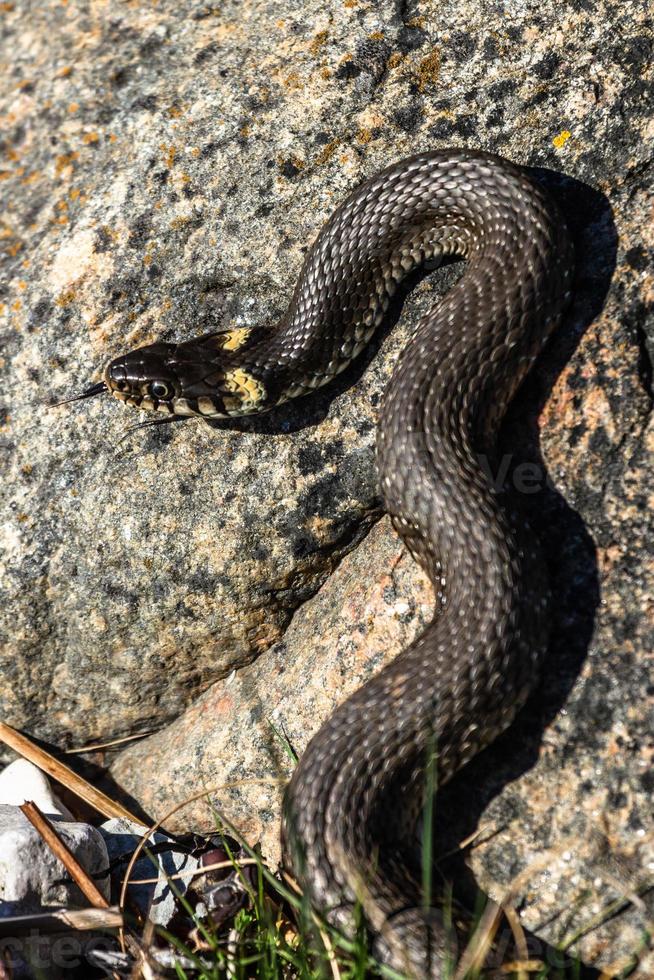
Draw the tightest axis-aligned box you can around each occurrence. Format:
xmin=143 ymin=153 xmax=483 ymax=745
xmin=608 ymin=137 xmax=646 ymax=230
xmin=1 ymin=0 xmax=653 ymax=972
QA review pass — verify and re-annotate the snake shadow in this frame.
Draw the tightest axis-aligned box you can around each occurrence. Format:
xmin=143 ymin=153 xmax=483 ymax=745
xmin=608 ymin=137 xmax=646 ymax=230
xmin=424 ymin=172 xmax=615 ymax=975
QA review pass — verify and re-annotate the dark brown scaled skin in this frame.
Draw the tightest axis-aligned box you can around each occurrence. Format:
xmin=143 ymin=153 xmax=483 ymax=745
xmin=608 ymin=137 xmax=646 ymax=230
xmin=98 ymin=150 xmax=574 ymax=977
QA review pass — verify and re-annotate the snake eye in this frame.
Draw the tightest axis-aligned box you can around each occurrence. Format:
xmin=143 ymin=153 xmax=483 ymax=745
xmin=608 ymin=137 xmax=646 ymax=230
xmin=148 ymin=380 xmax=173 ymax=400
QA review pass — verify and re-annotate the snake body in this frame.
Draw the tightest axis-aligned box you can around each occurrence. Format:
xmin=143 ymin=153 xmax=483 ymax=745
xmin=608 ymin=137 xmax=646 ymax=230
xmin=97 ymin=149 xmax=574 ymax=975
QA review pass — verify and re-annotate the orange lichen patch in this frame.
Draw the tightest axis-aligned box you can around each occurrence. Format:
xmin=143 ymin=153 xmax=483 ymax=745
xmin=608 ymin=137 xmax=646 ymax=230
xmin=190 ymin=146 xmax=200 ymax=158
xmin=166 ymin=105 xmax=183 ymax=118
xmin=21 ymin=171 xmax=41 ymax=185
xmin=320 ymin=67 xmax=331 ymax=79
xmin=160 ymin=143 xmax=176 ymax=168
xmin=343 ymin=0 xmax=357 ymax=8
xmin=55 ymin=288 xmax=76 ymax=307
xmin=58 ymin=65 xmax=73 ymax=77
xmin=0 ymin=171 xmax=12 ymax=181
xmin=416 ymin=49 xmax=441 ymax=90
xmin=387 ymin=51 xmax=404 ymax=69
xmin=309 ymin=29 xmax=329 ymax=54
xmin=368 ymin=31 xmax=384 ymax=40
xmin=82 ymin=131 xmax=100 ymax=144
xmin=11 ymin=300 xmax=21 ymax=311
xmin=0 ymin=2 xmax=15 ymax=10
xmin=314 ymin=138 xmax=340 ymax=165
xmin=68 ymin=102 xmax=79 ymax=113
xmin=283 ymin=71 xmax=301 ymax=89
xmin=69 ymin=187 xmax=81 ymax=200
xmin=54 ymin=150 xmax=79 ymax=176
xmin=553 ymin=129 xmax=572 ymax=148
xmin=6 ymin=241 xmax=22 ymax=256
xmin=17 ymin=280 xmax=26 ymax=290
xmin=5 ymin=147 xmax=20 ymax=162
xmin=109 ymin=133 xmax=118 ymax=143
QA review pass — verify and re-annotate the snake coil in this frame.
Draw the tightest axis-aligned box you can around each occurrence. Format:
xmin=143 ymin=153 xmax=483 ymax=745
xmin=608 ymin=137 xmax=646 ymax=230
xmin=90 ymin=149 xmax=574 ymax=976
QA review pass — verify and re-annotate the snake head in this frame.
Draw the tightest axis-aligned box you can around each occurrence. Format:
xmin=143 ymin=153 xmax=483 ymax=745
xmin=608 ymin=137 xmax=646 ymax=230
xmin=103 ymin=329 xmax=268 ymax=419
xmin=103 ymin=341 xmax=181 ymax=416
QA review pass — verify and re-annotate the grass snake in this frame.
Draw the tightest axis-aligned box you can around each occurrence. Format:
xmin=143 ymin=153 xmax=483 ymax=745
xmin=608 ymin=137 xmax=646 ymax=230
xmin=74 ymin=149 xmax=574 ymax=975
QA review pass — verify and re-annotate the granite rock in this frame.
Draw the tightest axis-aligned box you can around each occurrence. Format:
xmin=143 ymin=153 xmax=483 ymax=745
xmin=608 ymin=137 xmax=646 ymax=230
xmin=1 ymin=0 xmax=653 ymax=972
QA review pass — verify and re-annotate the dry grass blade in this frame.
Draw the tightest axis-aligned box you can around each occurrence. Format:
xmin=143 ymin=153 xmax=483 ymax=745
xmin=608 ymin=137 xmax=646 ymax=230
xmin=0 ymin=906 xmax=123 ymax=939
xmin=0 ymin=907 xmax=123 ymax=936
xmin=503 ymin=905 xmax=531 ymax=979
xmin=0 ymin=721 xmax=142 ymax=822
xmin=126 ymin=856 xmax=261 ymax=886
xmin=20 ymin=800 xmax=109 ymax=909
xmin=499 ymin=960 xmax=546 ymax=975
xmin=453 ymin=898 xmax=503 ymax=980
xmin=65 ymin=731 xmax=155 ymax=754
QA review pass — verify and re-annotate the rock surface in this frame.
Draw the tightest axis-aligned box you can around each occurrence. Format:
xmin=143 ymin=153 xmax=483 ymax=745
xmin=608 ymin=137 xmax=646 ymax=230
xmin=0 ymin=759 xmax=73 ymax=818
xmin=2 ymin=0 xmax=653 ymax=972
xmin=0 ymin=805 xmax=110 ymax=914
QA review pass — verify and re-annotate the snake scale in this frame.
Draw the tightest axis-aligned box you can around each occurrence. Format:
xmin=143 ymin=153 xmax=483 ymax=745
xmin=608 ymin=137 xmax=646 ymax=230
xmin=75 ymin=149 xmax=574 ymax=975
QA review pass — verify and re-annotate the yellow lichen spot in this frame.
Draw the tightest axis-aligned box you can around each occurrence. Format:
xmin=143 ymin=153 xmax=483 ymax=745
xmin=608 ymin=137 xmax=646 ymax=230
xmin=0 ymin=171 xmax=11 ymax=181
xmin=343 ymin=0 xmax=357 ymax=8
xmin=55 ymin=288 xmax=76 ymax=308
xmin=357 ymin=128 xmax=373 ymax=144
xmin=190 ymin=146 xmax=200 ymax=158
xmin=54 ymin=150 xmax=79 ymax=176
xmin=314 ymin=138 xmax=340 ymax=165
xmin=17 ymin=280 xmax=26 ymax=290
xmin=21 ymin=258 xmax=29 ymax=268
xmin=416 ymin=49 xmax=440 ymax=91
xmin=7 ymin=241 xmax=22 ymax=256
xmin=387 ymin=52 xmax=404 ymax=69
xmin=82 ymin=131 xmax=99 ymax=144
xmin=68 ymin=102 xmax=79 ymax=113
xmin=58 ymin=65 xmax=73 ymax=77
xmin=369 ymin=31 xmax=384 ymax=40
xmin=160 ymin=143 xmax=176 ymax=168
xmin=6 ymin=148 xmax=19 ymax=162
xmin=552 ymin=129 xmax=572 ymax=149
xmin=69 ymin=187 xmax=81 ymax=200
xmin=167 ymin=105 xmax=183 ymax=118
xmin=11 ymin=300 xmax=21 ymax=311
xmin=309 ymin=29 xmax=329 ymax=54
xmin=284 ymin=71 xmax=301 ymax=89
xmin=109 ymin=133 xmax=118 ymax=143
